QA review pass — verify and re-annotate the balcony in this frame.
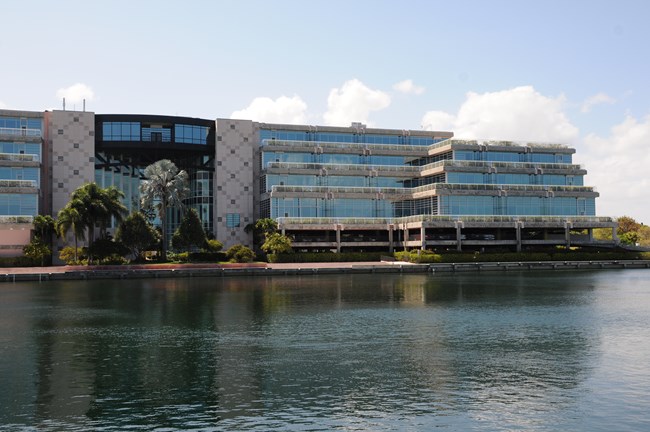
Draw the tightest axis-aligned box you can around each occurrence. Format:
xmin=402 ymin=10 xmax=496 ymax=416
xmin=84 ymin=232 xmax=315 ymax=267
xmin=0 ymin=127 xmax=41 ymax=138
xmin=0 ymin=153 xmax=40 ymax=163
xmin=0 ymin=179 xmax=38 ymax=189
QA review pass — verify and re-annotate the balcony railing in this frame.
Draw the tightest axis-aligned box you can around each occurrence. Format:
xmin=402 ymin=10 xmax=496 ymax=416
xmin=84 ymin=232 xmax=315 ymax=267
xmin=0 ymin=127 xmax=41 ymax=137
xmin=270 ymin=183 xmax=595 ymax=197
xmin=441 ymin=139 xmax=570 ymax=150
xmin=265 ymin=162 xmax=421 ymax=173
xmin=0 ymin=215 xmax=34 ymax=224
xmin=0 ymin=153 xmax=40 ymax=162
xmin=277 ymin=215 xmax=615 ymax=226
xmin=0 ymin=179 xmax=38 ymax=188
xmin=262 ymin=139 xmax=429 ymax=154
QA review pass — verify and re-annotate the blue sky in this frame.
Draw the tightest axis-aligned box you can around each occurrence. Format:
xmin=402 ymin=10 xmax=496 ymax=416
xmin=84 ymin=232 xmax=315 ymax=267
xmin=2 ymin=0 xmax=649 ymax=221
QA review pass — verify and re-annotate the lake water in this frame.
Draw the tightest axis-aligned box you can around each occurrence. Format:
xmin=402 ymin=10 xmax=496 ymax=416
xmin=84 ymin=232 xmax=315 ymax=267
xmin=1 ymin=270 xmax=649 ymax=431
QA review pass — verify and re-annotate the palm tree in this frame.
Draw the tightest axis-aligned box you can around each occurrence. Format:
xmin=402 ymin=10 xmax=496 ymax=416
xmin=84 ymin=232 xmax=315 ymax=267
xmin=56 ymin=201 xmax=86 ymax=263
xmin=140 ymin=159 xmax=189 ymax=261
xmin=71 ymin=183 xmax=127 ymax=250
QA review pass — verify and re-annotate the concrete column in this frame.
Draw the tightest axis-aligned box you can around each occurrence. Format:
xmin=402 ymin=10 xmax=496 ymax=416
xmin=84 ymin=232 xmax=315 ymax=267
xmin=515 ymin=221 xmax=522 ymax=252
xmin=455 ymin=221 xmax=463 ymax=252
xmin=388 ymin=225 xmax=394 ymax=253
xmin=612 ymin=226 xmax=619 ymax=244
xmin=564 ymin=221 xmax=572 ymax=250
xmin=420 ymin=226 xmax=426 ymax=250
xmin=336 ymin=224 xmax=341 ymax=253
xmin=587 ymin=228 xmax=593 ymax=242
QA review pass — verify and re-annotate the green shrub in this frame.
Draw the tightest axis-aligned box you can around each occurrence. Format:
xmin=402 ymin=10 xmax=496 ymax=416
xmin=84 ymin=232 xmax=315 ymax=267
xmin=203 ymin=239 xmax=224 ymax=253
xmin=59 ymin=246 xmax=86 ymax=265
xmin=270 ymin=251 xmax=384 ymax=263
xmin=225 ymin=244 xmax=255 ymax=263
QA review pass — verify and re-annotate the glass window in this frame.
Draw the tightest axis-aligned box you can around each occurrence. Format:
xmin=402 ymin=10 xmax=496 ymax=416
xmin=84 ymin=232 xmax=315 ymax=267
xmin=226 ymin=213 xmax=240 ymax=227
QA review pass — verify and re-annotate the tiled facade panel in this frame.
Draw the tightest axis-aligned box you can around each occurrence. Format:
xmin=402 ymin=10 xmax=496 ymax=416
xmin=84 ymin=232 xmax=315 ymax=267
xmin=49 ymin=111 xmax=95 ymax=215
xmin=48 ymin=110 xmax=95 ymax=250
xmin=215 ymin=119 xmax=256 ymax=248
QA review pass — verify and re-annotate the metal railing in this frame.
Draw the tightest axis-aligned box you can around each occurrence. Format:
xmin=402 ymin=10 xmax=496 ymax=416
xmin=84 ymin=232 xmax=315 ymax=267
xmin=0 ymin=215 xmax=34 ymax=224
xmin=0 ymin=153 xmax=40 ymax=162
xmin=0 ymin=127 xmax=41 ymax=137
xmin=265 ymin=160 xmax=583 ymax=175
xmin=0 ymin=179 xmax=38 ymax=188
xmin=443 ymin=139 xmax=570 ymax=150
xmin=412 ymin=183 xmax=595 ymax=194
xmin=271 ymin=182 xmax=596 ymax=196
xmin=265 ymin=162 xmax=421 ymax=173
xmin=421 ymin=160 xmax=583 ymax=171
xmin=262 ymin=139 xmax=429 ymax=154
xmin=277 ymin=215 xmax=615 ymax=226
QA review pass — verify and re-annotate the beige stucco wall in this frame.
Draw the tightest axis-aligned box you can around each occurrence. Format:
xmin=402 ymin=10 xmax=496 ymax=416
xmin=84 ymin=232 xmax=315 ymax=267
xmin=0 ymin=225 xmax=31 ymax=257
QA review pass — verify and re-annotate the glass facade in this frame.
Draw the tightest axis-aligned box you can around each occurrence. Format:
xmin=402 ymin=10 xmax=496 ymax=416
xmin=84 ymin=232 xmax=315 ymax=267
xmin=454 ymin=150 xmax=572 ymax=164
xmin=101 ymin=121 xmax=210 ymax=145
xmin=0 ymin=116 xmax=41 ymax=217
xmin=0 ymin=194 xmax=37 ymax=216
xmin=262 ymin=131 xmax=594 ymax=219
xmin=260 ymin=130 xmax=442 ymax=146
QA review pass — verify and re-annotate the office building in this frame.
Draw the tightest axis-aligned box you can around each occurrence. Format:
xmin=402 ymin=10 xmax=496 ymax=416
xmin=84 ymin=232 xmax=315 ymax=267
xmin=0 ymin=108 xmax=617 ymax=257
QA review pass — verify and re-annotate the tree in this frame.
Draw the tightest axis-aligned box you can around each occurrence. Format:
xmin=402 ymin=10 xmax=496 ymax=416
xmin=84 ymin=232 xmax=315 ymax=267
xmin=617 ymin=216 xmax=641 ymax=236
xmin=71 ymin=183 xmax=127 ymax=251
xmin=171 ymin=208 xmax=207 ymax=252
xmin=225 ymin=244 xmax=255 ymax=263
xmin=56 ymin=201 xmax=86 ymax=263
xmin=261 ymin=232 xmax=293 ymax=255
xmin=140 ymin=159 xmax=190 ymax=261
xmin=33 ymin=215 xmax=55 ymax=243
xmin=115 ymin=212 xmax=159 ymax=261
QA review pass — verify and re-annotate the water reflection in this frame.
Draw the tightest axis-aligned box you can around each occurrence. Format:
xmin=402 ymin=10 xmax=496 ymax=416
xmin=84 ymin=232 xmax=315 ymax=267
xmin=0 ymin=271 xmax=649 ymax=430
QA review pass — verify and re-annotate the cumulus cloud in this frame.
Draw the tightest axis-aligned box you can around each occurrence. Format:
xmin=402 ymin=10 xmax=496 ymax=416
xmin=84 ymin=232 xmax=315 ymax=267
xmin=393 ymin=79 xmax=425 ymax=95
xmin=231 ymin=95 xmax=308 ymax=124
xmin=581 ymin=115 xmax=650 ymax=219
xmin=323 ymin=79 xmax=390 ymax=126
xmin=581 ymin=92 xmax=616 ymax=113
xmin=56 ymin=83 xmax=95 ymax=105
xmin=421 ymin=86 xmax=579 ymax=143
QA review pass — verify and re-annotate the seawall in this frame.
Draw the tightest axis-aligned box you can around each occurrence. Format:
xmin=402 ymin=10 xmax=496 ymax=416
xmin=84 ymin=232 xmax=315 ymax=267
xmin=1 ymin=260 xmax=650 ymax=283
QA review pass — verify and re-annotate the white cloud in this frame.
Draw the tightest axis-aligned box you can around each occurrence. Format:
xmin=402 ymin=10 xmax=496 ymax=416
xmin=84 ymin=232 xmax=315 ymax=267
xmin=0 ymin=101 xmax=6 ymax=109
xmin=56 ymin=83 xmax=95 ymax=105
xmin=581 ymin=115 xmax=650 ymax=219
xmin=323 ymin=79 xmax=390 ymax=126
xmin=393 ymin=79 xmax=425 ymax=95
xmin=231 ymin=95 xmax=307 ymax=124
xmin=421 ymin=86 xmax=579 ymax=143
xmin=581 ymin=92 xmax=616 ymax=113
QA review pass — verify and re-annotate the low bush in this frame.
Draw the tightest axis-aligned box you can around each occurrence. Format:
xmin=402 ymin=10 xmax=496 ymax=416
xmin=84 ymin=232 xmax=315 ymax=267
xmin=225 ymin=244 xmax=256 ymax=263
xmin=269 ymin=251 xmax=385 ymax=263
xmin=394 ymin=248 xmax=650 ymax=263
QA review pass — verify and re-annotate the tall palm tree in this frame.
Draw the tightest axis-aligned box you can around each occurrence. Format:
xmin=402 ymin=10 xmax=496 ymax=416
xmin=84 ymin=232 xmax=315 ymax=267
xmin=71 ymin=183 xmax=127 ymax=248
xmin=56 ymin=200 xmax=86 ymax=263
xmin=140 ymin=159 xmax=189 ymax=261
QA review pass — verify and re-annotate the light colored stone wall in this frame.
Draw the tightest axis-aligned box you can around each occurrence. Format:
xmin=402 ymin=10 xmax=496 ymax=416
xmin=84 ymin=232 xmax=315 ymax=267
xmin=48 ymin=110 xmax=95 ymax=253
xmin=214 ymin=119 xmax=256 ymax=248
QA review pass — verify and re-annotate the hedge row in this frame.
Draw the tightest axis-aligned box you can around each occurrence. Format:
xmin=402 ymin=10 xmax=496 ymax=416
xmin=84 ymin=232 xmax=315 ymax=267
xmin=394 ymin=250 xmax=650 ymax=264
xmin=269 ymin=251 xmax=386 ymax=263
xmin=0 ymin=256 xmax=36 ymax=268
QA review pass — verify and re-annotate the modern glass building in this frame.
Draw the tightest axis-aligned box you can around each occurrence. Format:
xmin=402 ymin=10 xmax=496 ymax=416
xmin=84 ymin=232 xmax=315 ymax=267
xmin=0 ymin=108 xmax=618 ymax=257
xmin=0 ymin=110 xmax=43 ymax=256
xmin=94 ymin=115 xmax=215 ymax=236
